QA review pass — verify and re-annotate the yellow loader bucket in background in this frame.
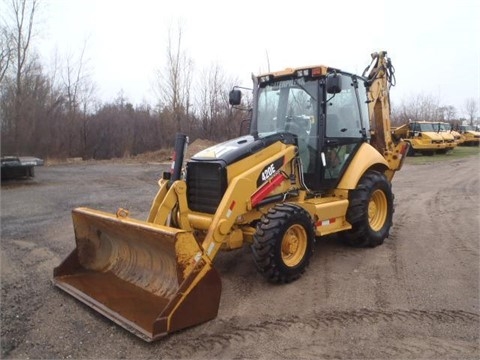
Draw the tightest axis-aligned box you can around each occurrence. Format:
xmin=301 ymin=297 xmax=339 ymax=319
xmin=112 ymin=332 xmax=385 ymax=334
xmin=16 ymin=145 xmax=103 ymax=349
xmin=53 ymin=207 xmax=221 ymax=342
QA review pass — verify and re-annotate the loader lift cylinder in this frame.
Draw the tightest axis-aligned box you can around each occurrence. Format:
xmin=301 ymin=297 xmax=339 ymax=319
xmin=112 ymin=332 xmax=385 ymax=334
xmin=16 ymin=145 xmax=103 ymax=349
xmin=170 ymin=133 xmax=188 ymax=184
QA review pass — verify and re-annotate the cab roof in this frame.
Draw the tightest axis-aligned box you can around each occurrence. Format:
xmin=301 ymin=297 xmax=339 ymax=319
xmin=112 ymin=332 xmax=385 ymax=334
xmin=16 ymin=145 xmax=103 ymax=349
xmin=256 ymin=65 xmax=339 ymax=79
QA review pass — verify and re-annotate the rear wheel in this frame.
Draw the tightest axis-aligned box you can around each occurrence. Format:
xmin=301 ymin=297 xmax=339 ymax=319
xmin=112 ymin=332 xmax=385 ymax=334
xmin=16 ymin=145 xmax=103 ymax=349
xmin=252 ymin=203 xmax=314 ymax=283
xmin=340 ymin=170 xmax=393 ymax=247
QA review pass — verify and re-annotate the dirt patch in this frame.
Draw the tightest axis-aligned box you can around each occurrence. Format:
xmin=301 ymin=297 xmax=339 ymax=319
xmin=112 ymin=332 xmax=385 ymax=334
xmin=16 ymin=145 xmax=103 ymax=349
xmin=127 ymin=138 xmax=216 ymax=162
xmin=43 ymin=139 xmax=217 ymax=166
xmin=1 ymin=155 xmax=479 ymax=359
xmin=129 ymin=148 xmax=173 ymax=163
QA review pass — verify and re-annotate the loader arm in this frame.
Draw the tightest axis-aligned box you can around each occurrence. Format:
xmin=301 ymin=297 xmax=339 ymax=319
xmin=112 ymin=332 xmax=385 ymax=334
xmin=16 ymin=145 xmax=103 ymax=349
xmin=148 ymin=179 xmax=192 ymax=231
xmin=148 ymin=141 xmax=298 ymax=261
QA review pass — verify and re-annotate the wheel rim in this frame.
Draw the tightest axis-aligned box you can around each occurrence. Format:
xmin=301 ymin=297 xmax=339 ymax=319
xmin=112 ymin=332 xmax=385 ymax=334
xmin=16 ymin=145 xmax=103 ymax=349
xmin=368 ymin=189 xmax=388 ymax=231
xmin=281 ymin=224 xmax=307 ymax=267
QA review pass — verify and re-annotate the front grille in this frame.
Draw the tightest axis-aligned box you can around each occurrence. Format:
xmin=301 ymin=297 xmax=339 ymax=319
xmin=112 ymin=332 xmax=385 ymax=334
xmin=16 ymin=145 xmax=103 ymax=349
xmin=186 ymin=162 xmax=227 ymax=214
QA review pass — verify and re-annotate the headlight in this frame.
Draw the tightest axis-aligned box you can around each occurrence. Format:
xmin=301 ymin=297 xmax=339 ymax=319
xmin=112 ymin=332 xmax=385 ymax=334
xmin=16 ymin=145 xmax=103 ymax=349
xmin=296 ymin=69 xmax=310 ymax=77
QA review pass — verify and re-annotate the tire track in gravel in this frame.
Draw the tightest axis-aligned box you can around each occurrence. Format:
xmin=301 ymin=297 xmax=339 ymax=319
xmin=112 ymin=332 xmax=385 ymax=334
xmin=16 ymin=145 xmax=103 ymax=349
xmin=1 ymin=239 xmax=61 ymax=358
xmin=162 ymin=309 xmax=479 ymax=359
xmin=388 ymin=159 xmax=480 ymax=310
xmin=428 ymin=166 xmax=480 ymax=259
xmin=281 ymin=337 xmax=479 ymax=360
xmin=3 ymin=157 xmax=479 ymax=359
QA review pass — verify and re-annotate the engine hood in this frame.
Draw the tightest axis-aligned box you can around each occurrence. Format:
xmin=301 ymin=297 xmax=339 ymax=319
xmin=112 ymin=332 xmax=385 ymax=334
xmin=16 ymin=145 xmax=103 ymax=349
xmin=418 ymin=131 xmax=444 ymax=141
xmin=190 ymin=133 xmax=296 ymax=166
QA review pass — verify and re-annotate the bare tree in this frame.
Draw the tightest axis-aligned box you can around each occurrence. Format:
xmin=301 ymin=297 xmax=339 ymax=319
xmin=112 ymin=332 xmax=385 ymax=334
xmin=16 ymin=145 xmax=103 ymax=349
xmin=464 ymin=98 xmax=478 ymax=126
xmin=61 ymin=40 xmax=96 ymax=156
xmin=6 ymin=0 xmax=39 ymax=153
xmin=392 ymin=93 xmax=442 ymax=125
xmin=438 ymin=105 xmax=457 ymax=122
xmin=196 ymin=63 xmax=223 ymax=139
xmin=0 ymin=25 xmax=14 ymax=84
xmin=155 ymin=24 xmax=193 ymax=134
xmin=196 ymin=63 xmax=245 ymax=141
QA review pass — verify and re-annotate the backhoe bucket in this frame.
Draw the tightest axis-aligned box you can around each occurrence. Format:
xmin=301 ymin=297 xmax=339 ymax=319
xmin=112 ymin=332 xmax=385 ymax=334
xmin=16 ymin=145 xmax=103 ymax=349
xmin=53 ymin=207 xmax=221 ymax=342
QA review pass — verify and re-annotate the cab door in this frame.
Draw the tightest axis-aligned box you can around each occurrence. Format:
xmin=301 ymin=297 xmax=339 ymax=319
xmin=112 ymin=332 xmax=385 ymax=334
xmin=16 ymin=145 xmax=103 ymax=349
xmin=304 ymin=73 xmax=369 ymax=191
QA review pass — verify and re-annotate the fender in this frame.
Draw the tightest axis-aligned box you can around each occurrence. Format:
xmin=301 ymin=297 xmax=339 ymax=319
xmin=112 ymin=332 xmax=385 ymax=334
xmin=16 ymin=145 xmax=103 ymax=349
xmin=337 ymin=142 xmax=389 ymax=190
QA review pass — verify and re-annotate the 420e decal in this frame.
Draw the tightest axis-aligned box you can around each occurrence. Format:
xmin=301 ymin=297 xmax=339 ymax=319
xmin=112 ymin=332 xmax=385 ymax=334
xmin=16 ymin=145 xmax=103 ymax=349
xmin=257 ymin=157 xmax=284 ymax=187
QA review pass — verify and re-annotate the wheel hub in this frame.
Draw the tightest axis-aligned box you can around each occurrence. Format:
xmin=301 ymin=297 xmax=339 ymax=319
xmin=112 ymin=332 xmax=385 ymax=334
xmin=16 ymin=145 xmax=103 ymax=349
xmin=281 ymin=224 xmax=307 ymax=267
xmin=368 ymin=189 xmax=388 ymax=231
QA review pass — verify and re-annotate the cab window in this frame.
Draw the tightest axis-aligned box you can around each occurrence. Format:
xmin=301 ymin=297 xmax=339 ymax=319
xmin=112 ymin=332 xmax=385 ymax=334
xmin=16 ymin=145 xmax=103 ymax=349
xmin=326 ymin=74 xmax=363 ymax=138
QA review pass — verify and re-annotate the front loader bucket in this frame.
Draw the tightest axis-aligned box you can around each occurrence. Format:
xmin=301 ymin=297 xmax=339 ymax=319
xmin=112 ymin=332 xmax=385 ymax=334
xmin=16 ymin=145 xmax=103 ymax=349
xmin=53 ymin=207 xmax=221 ymax=342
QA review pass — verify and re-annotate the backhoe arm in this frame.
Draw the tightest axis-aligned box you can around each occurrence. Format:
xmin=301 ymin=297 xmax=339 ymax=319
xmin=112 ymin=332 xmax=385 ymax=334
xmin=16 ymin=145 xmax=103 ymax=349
xmin=363 ymin=51 xmax=409 ymax=179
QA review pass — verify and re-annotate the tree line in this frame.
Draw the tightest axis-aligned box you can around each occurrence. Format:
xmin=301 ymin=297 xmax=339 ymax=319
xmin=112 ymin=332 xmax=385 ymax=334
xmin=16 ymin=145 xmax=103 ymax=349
xmin=1 ymin=0 xmax=478 ymax=160
xmin=0 ymin=0 xmax=248 ymax=160
xmin=390 ymin=93 xmax=478 ymax=127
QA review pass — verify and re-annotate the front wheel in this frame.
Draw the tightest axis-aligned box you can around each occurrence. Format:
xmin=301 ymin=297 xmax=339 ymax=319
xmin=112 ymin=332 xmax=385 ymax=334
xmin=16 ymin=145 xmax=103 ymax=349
xmin=340 ymin=170 xmax=394 ymax=247
xmin=252 ymin=203 xmax=315 ymax=283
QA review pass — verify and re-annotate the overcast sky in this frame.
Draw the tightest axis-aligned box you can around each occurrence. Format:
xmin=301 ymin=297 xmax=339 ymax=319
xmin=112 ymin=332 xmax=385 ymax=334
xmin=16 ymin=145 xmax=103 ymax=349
xmin=32 ymin=0 xmax=480 ymax=116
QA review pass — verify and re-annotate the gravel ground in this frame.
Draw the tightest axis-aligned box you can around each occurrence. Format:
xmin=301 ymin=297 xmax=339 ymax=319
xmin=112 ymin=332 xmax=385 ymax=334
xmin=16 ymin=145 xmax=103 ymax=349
xmin=1 ymin=154 xmax=479 ymax=359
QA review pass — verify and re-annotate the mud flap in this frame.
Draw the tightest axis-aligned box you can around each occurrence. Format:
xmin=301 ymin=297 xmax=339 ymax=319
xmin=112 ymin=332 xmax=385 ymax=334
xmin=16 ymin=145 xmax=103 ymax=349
xmin=53 ymin=207 xmax=221 ymax=342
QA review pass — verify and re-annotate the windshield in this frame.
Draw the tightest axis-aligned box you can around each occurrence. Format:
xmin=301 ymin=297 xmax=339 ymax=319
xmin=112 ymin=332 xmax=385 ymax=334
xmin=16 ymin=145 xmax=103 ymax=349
xmin=438 ymin=123 xmax=447 ymax=131
xmin=256 ymin=78 xmax=318 ymax=138
xmin=461 ymin=125 xmax=476 ymax=131
xmin=412 ymin=122 xmax=436 ymax=132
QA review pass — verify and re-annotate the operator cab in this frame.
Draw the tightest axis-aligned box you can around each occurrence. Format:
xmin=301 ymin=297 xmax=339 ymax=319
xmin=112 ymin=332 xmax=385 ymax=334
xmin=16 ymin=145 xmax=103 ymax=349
xmin=231 ymin=69 xmax=370 ymax=191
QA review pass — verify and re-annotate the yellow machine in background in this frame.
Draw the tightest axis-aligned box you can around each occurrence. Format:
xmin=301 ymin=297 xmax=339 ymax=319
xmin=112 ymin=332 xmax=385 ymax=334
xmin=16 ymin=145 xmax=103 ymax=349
xmin=54 ymin=51 xmax=408 ymax=341
xmin=457 ymin=125 xmax=480 ymax=146
xmin=435 ymin=122 xmax=457 ymax=153
xmin=392 ymin=121 xmax=446 ymax=155
xmin=448 ymin=125 xmax=465 ymax=146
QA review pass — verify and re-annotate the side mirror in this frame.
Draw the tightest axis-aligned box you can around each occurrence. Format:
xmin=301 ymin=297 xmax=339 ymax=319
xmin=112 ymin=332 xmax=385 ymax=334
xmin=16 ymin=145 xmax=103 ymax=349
xmin=229 ymin=89 xmax=242 ymax=105
xmin=326 ymin=74 xmax=342 ymax=94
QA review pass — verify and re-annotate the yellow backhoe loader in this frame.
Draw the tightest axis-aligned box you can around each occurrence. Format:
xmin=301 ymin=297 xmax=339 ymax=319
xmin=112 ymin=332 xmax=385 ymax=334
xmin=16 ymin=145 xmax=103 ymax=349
xmin=53 ymin=51 xmax=409 ymax=341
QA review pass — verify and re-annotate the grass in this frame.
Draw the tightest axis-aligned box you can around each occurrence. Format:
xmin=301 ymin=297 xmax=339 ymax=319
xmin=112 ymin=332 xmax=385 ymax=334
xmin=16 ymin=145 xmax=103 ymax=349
xmin=406 ymin=145 xmax=480 ymax=165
